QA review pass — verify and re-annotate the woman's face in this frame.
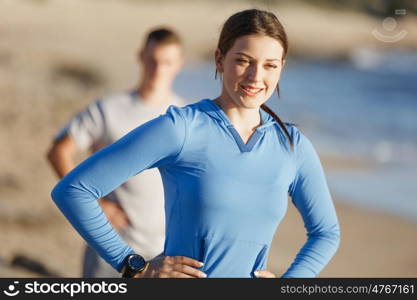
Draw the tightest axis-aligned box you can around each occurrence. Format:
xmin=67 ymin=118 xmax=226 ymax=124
xmin=216 ymin=34 xmax=285 ymax=109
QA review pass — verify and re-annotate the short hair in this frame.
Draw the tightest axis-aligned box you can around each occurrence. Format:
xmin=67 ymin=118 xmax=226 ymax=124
xmin=144 ymin=27 xmax=182 ymax=48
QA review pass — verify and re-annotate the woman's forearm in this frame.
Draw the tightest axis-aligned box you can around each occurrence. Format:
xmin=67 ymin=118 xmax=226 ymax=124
xmin=282 ymin=224 xmax=340 ymax=277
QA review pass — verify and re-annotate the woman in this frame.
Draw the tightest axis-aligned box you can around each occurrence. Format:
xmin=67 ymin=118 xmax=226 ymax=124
xmin=52 ymin=9 xmax=340 ymax=278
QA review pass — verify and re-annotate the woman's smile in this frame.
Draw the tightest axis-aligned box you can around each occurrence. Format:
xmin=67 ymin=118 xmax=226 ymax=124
xmin=239 ymin=84 xmax=264 ymax=96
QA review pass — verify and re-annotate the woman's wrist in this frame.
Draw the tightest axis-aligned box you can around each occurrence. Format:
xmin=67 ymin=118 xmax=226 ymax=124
xmin=133 ymin=262 xmax=150 ymax=278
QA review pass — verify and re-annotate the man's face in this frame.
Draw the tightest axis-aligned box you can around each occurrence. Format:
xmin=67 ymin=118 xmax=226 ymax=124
xmin=140 ymin=40 xmax=183 ymax=87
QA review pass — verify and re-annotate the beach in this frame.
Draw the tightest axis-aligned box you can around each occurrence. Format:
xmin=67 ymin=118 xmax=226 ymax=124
xmin=1 ymin=0 xmax=416 ymax=277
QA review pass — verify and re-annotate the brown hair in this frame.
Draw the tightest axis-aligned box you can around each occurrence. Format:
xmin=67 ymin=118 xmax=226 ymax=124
xmin=144 ymin=27 xmax=182 ymax=48
xmin=216 ymin=9 xmax=293 ymax=149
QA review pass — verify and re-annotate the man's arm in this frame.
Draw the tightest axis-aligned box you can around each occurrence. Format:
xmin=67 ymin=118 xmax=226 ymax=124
xmin=47 ymin=134 xmax=78 ymax=178
xmin=46 ymin=99 xmax=105 ymax=179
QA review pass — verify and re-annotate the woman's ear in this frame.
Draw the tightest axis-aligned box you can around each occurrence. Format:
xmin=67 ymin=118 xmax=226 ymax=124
xmin=215 ymin=49 xmax=224 ymax=73
xmin=281 ymin=59 xmax=286 ymax=69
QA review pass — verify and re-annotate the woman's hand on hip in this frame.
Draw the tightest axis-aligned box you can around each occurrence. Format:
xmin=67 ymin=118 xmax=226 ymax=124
xmin=135 ymin=256 xmax=207 ymax=278
xmin=254 ymin=269 xmax=276 ymax=278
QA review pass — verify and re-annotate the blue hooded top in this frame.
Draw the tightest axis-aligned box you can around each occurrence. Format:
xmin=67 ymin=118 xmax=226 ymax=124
xmin=51 ymin=99 xmax=340 ymax=278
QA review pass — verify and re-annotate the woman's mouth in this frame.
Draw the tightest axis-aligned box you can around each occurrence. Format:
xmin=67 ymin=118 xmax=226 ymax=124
xmin=239 ymin=84 xmax=264 ymax=96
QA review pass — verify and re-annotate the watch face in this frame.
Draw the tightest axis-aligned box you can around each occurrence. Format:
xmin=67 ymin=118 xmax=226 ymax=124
xmin=128 ymin=254 xmax=146 ymax=272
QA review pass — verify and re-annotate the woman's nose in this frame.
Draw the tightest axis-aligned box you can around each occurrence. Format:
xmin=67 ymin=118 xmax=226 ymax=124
xmin=246 ymin=64 xmax=263 ymax=83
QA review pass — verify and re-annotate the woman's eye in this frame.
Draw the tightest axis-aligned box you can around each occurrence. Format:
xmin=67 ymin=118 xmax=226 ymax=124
xmin=265 ymin=64 xmax=278 ymax=69
xmin=236 ymin=59 xmax=249 ymax=64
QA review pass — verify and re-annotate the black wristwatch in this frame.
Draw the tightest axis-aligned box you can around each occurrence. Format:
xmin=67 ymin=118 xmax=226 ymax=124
xmin=121 ymin=254 xmax=147 ymax=278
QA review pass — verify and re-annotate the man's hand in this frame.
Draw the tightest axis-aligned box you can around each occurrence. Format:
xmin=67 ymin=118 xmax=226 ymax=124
xmin=135 ymin=256 xmax=207 ymax=278
xmin=99 ymin=198 xmax=130 ymax=231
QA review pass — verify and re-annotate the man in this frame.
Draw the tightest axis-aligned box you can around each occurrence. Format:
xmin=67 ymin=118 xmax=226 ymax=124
xmin=47 ymin=28 xmax=184 ymax=277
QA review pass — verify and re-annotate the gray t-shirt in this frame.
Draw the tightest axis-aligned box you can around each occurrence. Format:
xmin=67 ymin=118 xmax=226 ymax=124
xmin=56 ymin=90 xmax=184 ymax=260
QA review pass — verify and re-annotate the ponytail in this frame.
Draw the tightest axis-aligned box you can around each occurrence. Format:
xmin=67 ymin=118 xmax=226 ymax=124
xmin=260 ymin=104 xmax=294 ymax=151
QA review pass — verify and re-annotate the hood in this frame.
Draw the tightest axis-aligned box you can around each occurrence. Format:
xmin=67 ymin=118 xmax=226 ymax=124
xmin=197 ymin=99 xmax=276 ymax=131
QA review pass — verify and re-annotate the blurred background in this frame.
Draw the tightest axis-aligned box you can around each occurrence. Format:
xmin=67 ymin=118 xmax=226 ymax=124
xmin=0 ymin=0 xmax=416 ymax=277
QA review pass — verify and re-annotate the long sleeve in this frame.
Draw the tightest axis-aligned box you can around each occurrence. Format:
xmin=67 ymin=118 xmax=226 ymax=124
xmin=51 ymin=106 xmax=186 ymax=271
xmin=283 ymin=131 xmax=340 ymax=278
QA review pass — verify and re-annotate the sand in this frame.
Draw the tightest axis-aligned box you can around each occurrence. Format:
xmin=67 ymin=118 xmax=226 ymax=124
xmin=1 ymin=0 xmax=416 ymax=277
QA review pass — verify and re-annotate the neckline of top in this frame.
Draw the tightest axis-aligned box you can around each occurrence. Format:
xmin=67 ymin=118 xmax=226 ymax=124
xmin=199 ymin=99 xmax=276 ymax=131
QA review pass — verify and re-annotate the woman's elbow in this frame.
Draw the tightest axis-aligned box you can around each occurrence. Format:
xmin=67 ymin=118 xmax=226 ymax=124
xmin=51 ymin=179 xmax=67 ymax=207
xmin=51 ymin=182 xmax=61 ymax=205
xmin=313 ymin=223 xmax=341 ymax=250
xmin=327 ymin=223 xmax=341 ymax=251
